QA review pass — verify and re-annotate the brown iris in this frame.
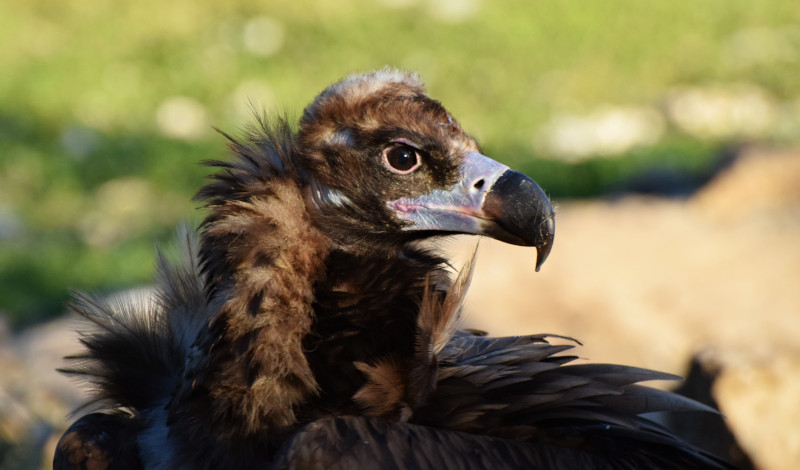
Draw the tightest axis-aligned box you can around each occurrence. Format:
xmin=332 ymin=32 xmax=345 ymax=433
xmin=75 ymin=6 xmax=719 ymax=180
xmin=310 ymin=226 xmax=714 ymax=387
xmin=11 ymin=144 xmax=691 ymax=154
xmin=382 ymin=144 xmax=421 ymax=174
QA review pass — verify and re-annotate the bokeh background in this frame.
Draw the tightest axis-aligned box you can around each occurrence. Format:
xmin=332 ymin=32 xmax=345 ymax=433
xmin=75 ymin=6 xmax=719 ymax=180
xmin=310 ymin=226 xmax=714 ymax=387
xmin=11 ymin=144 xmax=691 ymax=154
xmin=1 ymin=0 xmax=799 ymax=468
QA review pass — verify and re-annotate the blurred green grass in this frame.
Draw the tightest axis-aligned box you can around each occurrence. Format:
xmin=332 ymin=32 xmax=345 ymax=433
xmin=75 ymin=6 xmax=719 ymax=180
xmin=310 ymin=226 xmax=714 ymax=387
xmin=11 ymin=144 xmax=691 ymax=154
xmin=1 ymin=0 xmax=799 ymax=325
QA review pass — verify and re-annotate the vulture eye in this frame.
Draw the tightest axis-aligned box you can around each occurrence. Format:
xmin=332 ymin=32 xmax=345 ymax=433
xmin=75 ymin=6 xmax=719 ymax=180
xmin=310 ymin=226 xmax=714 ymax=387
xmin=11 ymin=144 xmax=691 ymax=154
xmin=383 ymin=144 xmax=421 ymax=174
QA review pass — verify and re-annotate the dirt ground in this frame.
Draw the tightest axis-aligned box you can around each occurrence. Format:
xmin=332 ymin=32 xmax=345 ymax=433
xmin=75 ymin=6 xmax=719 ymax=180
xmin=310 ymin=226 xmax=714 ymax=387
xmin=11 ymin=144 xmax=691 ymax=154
xmin=2 ymin=146 xmax=798 ymax=469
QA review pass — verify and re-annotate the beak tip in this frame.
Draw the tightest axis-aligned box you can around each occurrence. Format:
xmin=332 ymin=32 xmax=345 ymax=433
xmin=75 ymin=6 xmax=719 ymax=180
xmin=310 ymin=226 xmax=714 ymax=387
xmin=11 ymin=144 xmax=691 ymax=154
xmin=534 ymin=244 xmax=550 ymax=272
xmin=534 ymin=211 xmax=555 ymax=272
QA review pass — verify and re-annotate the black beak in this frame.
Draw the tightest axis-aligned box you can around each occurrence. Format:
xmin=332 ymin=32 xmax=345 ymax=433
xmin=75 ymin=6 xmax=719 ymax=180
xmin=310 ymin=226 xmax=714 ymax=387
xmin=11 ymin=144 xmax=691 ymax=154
xmin=388 ymin=152 xmax=555 ymax=271
xmin=480 ymin=170 xmax=555 ymax=271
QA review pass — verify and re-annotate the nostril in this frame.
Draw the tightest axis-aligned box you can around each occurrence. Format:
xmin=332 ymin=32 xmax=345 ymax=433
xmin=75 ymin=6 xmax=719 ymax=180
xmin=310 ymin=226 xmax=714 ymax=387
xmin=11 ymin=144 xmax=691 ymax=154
xmin=473 ymin=178 xmax=485 ymax=190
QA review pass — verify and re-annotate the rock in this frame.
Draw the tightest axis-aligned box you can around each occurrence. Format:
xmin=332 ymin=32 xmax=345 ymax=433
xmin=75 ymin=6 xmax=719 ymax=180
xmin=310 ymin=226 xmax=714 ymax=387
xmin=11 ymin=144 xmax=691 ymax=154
xmin=693 ymin=145 xmax=800 ymax=223
xmin=0 ymin=287 xmax=155 ymax=469
xmin=665 ymin=350 xmax=755 ymax=470
xmin=0 ymin=317 xmax=81 ymax=470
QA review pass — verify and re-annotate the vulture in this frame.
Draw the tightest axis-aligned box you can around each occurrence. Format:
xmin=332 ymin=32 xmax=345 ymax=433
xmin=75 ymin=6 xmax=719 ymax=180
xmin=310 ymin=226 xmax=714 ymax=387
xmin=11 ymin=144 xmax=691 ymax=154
xmin=55 ymin=70 xmax=733 ymax=469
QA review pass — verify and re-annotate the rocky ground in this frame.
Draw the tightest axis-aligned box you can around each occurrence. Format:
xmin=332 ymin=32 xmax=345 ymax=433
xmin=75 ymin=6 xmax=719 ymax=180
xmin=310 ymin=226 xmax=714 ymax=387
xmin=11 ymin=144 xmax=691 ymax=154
xmin=1 ymin=146 xmax=798 ymax=469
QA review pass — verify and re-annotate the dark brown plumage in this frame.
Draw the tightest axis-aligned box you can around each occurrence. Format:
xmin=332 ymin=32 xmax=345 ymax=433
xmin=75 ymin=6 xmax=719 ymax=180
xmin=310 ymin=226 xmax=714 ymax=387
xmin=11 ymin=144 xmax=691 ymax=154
xmin=55 ymin=70 xmax=733 ymax=469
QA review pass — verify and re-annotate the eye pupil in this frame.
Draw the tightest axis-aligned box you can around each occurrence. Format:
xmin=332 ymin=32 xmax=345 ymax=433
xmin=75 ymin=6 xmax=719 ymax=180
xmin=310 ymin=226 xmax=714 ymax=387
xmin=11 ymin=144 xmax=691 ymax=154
xmin=387 ymin=145 xmax=418 ymax=172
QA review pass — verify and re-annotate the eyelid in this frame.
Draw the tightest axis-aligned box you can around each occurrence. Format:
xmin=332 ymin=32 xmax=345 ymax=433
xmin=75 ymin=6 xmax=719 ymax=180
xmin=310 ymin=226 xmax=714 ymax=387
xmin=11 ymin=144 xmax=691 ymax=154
xmin=390 ymin=138 xmax=422 ymax=150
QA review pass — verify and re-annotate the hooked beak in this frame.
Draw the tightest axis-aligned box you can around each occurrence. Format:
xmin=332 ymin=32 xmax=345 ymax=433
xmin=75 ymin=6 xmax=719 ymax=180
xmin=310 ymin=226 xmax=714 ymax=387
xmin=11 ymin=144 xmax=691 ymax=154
xmin=389 ymin=152 xmax=555 ymax=271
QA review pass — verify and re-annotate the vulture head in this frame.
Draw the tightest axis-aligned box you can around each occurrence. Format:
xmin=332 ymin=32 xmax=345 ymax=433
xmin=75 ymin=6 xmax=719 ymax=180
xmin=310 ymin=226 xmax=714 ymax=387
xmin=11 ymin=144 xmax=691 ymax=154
xmin=294 ymin=70 xmax=554 ymax=268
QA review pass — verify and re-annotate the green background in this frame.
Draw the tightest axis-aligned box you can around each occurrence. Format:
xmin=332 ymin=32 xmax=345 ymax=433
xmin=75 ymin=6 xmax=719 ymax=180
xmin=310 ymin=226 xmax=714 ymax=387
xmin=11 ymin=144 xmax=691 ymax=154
xmin=2 ymin=0 xmax=798 ymax=325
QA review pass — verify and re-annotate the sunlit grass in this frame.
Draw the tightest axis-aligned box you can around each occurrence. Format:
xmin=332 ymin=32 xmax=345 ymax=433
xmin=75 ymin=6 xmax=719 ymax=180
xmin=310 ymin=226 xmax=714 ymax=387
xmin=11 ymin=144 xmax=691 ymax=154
xmin=1 ymin=0 xmax=798 ymax=324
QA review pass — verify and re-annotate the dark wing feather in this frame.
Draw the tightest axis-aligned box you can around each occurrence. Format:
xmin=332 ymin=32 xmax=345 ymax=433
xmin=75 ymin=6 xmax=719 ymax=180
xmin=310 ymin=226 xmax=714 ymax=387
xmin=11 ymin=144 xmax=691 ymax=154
xmin=412 ymin=334 xmax=733 ymax=469
xmin=54 ymin=413 xmax=143 ymax=470
xmin=273 ymin=415 xmax=730 ymax=470
xmin=59 ymin=290 xmax=174 ymax=414
xmin=273 ymin=416 xmax=546 ymax=470
xmin=59 ymin=226 xmax=207 ymax=415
